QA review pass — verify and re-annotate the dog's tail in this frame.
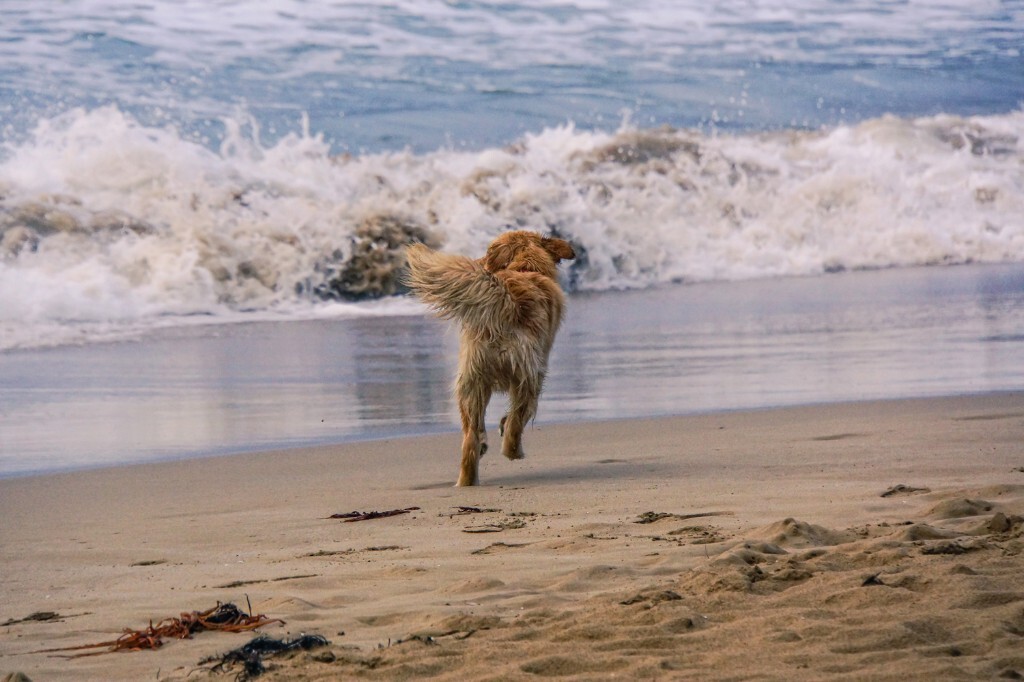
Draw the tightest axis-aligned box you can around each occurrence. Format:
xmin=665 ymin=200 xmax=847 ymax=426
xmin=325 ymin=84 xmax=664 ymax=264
xmin=404 ymin=243 xmax=515 ymax=334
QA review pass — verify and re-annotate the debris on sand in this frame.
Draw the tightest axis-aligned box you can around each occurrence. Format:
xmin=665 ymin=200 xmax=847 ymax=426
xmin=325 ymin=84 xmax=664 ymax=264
xmin=463 ymin=518 xmax=527 ymax=533
xmin=2 ymin=612 xmax=65 ymax=626
xmin=880 ymin=484 xmax=931 ymax=497
xmin=214 ymin=574 xmax=319 ymax=589
xmin=201 ymin=634 xmax=331 ymax=681
xmin=30 ymin=602 xmax=283 ymax=658
xmin=635 ymin=511 xmax=733 ymax=524
xmin=329 ymin=507 xmax=420 ymax=522
xmin=446 ymin=506 xmax=501 ymax=517
xmin=472 ymin=542 xmax=530 ymax=555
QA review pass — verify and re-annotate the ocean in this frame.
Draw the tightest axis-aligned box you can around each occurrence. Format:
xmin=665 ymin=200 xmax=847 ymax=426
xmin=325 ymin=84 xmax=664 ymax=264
xmin=1 ymin=1 xmax=1022 ymax=476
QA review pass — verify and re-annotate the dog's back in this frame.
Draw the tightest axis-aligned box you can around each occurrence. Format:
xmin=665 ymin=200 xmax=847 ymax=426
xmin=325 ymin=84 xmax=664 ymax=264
xmin=405 ymin=231 xmax=575 ymax=486
xmin=403 ymin=243 xmax=517 ymax=338
xmin=405 ymin=238 xmax=567 ymax=382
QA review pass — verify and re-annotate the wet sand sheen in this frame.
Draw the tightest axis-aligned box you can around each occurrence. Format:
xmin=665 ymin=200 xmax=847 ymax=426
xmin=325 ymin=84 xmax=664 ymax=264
xmin=3 ymin=262 xmax=1024 ymax=478
xmin=1 ymin=392 xmax=1022 ymax=680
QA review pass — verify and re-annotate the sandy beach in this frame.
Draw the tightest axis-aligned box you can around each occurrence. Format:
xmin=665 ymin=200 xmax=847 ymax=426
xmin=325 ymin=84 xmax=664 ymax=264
xmin=1 ymin=392 xmax=1023 ymax=681
xmin=3 ymin=4 xmax=1023 ymax=681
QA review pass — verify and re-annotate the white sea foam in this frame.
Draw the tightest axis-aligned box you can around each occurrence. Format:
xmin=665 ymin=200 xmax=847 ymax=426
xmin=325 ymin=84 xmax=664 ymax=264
xmin=1 ymin=106 xmax=1022 ymax=349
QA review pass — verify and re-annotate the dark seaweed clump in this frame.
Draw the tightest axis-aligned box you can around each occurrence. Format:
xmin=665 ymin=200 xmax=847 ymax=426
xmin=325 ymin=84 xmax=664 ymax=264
xmin=202 ymin=634 xmax=331 ymax=680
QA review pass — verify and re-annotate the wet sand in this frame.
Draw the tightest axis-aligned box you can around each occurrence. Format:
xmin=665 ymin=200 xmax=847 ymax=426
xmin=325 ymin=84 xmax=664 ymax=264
xmin=1 ymin=392 xmax=1023 ymax=680
xmin=4 ymin=263 xmax=1024 ymax=479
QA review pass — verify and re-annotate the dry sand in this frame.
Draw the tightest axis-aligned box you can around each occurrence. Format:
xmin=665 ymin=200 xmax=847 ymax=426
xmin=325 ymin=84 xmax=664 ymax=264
xmin=1 ymin=393 xmax=1023 ymax=681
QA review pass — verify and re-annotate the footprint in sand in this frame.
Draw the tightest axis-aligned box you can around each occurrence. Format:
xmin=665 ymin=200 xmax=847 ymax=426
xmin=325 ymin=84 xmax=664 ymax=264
xmin=440 ymin=577 xmax=506 ymax=595
xmin=519 ymin=655 xmax=628 ymax=677
xmin=811 ymin=432 xmax=867 ymax=441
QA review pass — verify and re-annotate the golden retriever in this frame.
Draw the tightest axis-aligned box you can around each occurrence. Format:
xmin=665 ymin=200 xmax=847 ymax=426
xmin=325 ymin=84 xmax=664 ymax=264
xmin=405 ymin=230 xmax=576 ymax=486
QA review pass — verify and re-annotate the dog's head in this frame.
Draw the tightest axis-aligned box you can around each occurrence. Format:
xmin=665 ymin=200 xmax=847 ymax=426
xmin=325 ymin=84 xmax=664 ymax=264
xmin=482 ymin=231 xmax=575 ymax=279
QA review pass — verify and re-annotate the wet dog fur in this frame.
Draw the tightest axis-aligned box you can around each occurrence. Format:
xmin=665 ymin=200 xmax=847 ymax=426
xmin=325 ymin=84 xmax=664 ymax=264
xmin=404 ymin=230 xmax=575 ymax=486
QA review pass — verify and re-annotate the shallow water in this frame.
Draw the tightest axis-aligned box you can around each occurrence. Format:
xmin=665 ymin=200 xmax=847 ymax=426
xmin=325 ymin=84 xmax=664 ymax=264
xmin=2 ymin=263 xmax=1022 ymax=478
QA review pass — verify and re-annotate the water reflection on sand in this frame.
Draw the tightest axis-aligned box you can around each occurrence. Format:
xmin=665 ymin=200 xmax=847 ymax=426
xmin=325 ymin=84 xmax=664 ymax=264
xmin=1 ymin=263 xmax=1022 ymax=477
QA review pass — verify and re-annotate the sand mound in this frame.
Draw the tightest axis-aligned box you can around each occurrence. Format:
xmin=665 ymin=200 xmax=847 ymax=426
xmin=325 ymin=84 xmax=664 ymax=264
xmin=750 ymin=517 xmax=857 ymax=548
xmin=927 ymin=498 xmax=996 ymax=520
xmin=207 ymin=488 xmax=1024 ymax=681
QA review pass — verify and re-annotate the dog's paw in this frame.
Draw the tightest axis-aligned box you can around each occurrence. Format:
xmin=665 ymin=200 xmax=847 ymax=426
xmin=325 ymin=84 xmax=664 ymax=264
xmin=502 ymin=446 xmax=525 ymax=461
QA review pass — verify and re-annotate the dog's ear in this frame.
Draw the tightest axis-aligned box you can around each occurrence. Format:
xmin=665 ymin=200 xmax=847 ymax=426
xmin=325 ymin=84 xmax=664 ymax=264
xmin=484 ymin=241 xmax=515 ymax=273
xmin=542 ymin=237 xmax=575 ymax=262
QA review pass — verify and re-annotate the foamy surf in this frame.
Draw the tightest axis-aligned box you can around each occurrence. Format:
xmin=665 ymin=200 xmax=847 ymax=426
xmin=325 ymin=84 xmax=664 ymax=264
xmin=1 ymin=106 xmax=1022 ymax=349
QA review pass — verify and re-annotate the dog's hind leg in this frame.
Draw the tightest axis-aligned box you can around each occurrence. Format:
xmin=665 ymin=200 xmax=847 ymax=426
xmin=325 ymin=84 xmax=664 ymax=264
xmin=456 ymin=383 xmax=490 ymax=486
xmin=501 ymin=382 xmax=537 ymax=461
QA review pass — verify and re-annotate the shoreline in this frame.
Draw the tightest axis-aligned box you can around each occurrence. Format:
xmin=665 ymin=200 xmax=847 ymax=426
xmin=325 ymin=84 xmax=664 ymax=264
xmin=5 ymin=261 xmax=1024 ymax=480
xmin=4 ymin=387 xmax=1022 ymax=483
xmin=2 ymin=392 xmax=1023 ymax=680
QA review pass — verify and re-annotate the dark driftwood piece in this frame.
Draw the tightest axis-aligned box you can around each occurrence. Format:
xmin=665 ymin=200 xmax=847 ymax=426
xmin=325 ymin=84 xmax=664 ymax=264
xmin=447 ymin=506 xmax=501 ymax=517
xmin=2 ymin=611 xmax=65 ymax=626
xmin=328 ymin=507 xmax=420 ymax=522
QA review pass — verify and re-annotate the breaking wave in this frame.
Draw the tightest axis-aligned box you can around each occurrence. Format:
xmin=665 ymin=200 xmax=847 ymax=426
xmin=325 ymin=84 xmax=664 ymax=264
xmin=1 ymin=106 xmax=1022 ymax=349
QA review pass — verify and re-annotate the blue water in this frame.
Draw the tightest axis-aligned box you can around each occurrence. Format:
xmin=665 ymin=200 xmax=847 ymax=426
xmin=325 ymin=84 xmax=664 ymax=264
xmin=2 ymin=1 xmax=1022 ymax=153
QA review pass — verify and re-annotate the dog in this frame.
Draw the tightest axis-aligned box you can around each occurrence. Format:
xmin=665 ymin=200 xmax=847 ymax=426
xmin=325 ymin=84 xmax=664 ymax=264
xmin=404 ymin=230 xmax=576 ymax=486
